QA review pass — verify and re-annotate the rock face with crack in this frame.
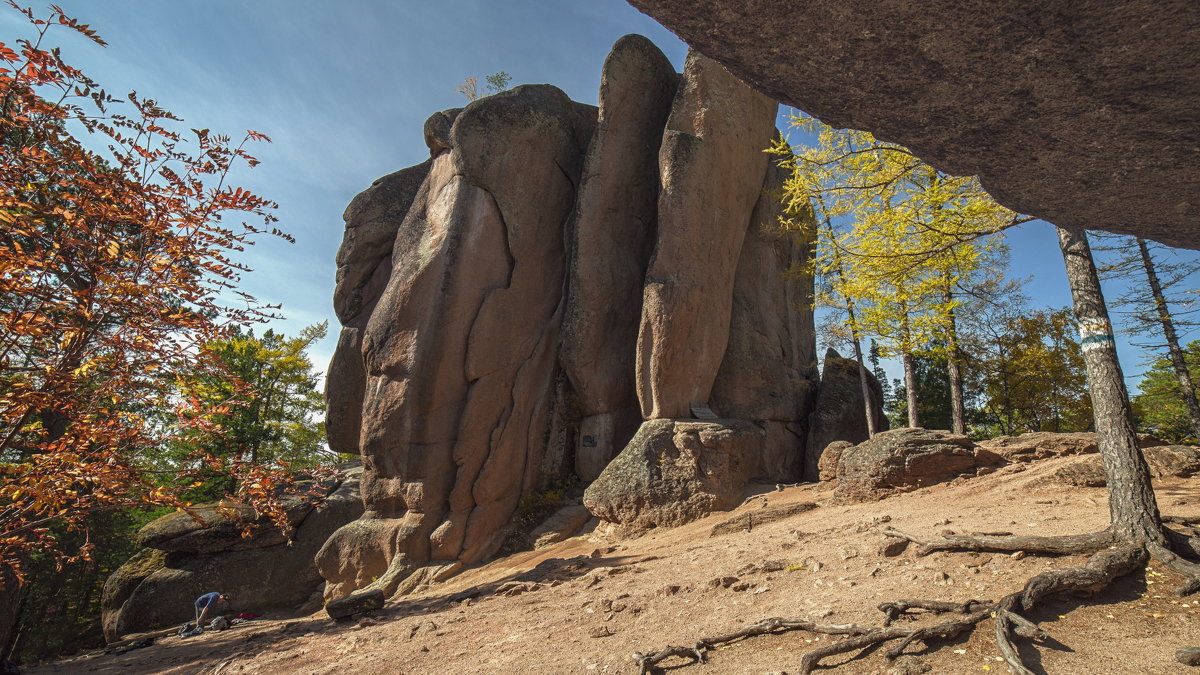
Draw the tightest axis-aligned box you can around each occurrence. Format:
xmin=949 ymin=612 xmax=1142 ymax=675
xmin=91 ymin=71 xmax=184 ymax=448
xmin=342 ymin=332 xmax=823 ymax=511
xmin=101 ymin=467 xmax=363 ymax=640
xmin=626 ymin=0 xmax=1200 ymax=250
xmin=319 ymin=35 xmax=875 ymax=600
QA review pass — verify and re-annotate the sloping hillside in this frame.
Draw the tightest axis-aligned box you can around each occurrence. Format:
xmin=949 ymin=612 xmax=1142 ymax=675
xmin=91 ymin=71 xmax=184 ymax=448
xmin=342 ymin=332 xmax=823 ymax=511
xmin=35 ymin=455 xmax=1200 ymax=674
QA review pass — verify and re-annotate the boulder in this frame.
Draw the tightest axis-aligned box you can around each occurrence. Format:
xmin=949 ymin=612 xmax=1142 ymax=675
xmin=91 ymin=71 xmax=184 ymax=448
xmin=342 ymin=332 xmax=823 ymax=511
xmin=976 ymin=431 xmax=1168 ymax=463
xmin=833 ymin=428 xmax=999 ymax=503
xmin=583 ymin=419 xmax=764 ymax=529
xmin=626 ymin=0 xmax=1200 ymax=250
xmin=102 ymin=467 xmax=363 ymax=641
xmin=635 ymin=49 xmax=779 ymax=419
xmin=817 ymin=440 xmax=854 ymax=482
xmin=1048 ymin=445 xmax=1200 ymax=488
xmin=805 ymin=348 xmax=888 ymax=480
xmin=561 ymin=34 xmax=678 ymax=481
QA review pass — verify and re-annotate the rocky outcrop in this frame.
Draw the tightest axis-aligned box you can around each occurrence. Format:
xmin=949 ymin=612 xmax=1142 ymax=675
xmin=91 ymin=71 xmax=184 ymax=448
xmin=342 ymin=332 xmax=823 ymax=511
xmin=626 ymin=0 xmax=1200 ymax=250
xmin=318 ymin=83 xmax=597 ymax=600
xmin=976 ymin=431 xmax=1168 ymax=463
xmin=805 ymin=349 xmax=888 ymax=480
xmin=101 ymin=468 xmax=363 ymax=641
xmin=583 ymin=419 xmax=764 ymax=529
xmin=320 ymin=36 xmax=834 ymax=600
xmin=561 ymin=34 xmax=678 ymax=482
xmin=1047 ymin=445 xmax=1200 ymax=488
xmin=833 ymin=429 xmax=1001 ymax=503
xmin=635 ymin=50 xmax=779 ymax=420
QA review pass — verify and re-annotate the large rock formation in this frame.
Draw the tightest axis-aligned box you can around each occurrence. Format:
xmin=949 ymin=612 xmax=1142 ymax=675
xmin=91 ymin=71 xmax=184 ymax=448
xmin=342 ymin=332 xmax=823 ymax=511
xmin=626 ymin=0 xmax=1200 ymax=250
xmin=101 ymin=468 xmax=362 ymax=640
xmin=320 ymin=36 xmax=872 ymax=600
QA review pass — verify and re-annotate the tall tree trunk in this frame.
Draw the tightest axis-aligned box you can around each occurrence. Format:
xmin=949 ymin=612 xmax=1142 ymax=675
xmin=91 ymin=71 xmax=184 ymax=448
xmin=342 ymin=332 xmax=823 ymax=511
xmin=1137 ymin=237 xmax=1200 ymax=440
xmin=845 ymin=300 xmax=877 ymax=437
xmin=942 ymin=279 xmax=966 ymax=434
xmin=902 ymin=351 xmax=919 ymax=428
xmin=1056 ymin=226 xmax=1162 ymax=544
xmin=824 ymin=210 xmax=877 ymax=437
xmin=901 ymin=310 xmax=920 ymax=428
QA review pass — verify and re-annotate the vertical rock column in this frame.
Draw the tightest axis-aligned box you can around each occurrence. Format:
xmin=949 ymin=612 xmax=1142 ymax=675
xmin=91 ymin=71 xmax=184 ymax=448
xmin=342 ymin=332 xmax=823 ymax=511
xmin=710 ymin=160 xmax=819 ymax=481
xmin=317 ymin=86 xmax=595 ymax=599
xmin=635 ymin=50 xmax=779 ymax=420
xmin=560 ymin=34 xmax=679 ymax=482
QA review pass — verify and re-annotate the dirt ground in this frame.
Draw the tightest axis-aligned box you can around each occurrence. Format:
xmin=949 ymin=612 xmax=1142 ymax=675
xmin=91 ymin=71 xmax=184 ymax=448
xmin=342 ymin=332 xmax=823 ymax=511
xmin=33 ymin=455 xmax=1200 ymax=674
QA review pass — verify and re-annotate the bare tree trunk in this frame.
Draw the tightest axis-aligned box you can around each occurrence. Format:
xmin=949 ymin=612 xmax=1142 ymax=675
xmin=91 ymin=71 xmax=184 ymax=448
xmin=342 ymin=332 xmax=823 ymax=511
xmin=942 ymin=280 xmax=966 ymax=434
xmin=1057 ymin=226 xmax=1162 ymax=544
xmin=845 ymin=300 xmax=877 ymax=437
xmin=1137 ymin=237 xmax=1200 ymax=440
xmin=824 ymin=208 xmax=877 ymax=438
xmin=902 ymin=351 xmax=919 ymax=428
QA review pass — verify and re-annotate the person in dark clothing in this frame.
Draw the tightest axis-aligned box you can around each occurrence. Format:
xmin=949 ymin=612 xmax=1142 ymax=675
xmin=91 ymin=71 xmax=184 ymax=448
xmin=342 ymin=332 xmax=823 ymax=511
xmin=194 ymin=592 xmax=228 ymax=625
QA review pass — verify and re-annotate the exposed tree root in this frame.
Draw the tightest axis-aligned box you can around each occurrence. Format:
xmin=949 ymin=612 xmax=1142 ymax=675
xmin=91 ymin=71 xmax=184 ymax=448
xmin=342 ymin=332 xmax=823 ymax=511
xmin=632 ymin=527 xmax=1200 ymax=674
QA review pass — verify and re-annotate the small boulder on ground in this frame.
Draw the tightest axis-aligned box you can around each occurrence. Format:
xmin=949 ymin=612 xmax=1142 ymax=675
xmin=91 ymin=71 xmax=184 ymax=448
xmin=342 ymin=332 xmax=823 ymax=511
xmin=833 ymin=428 xmax=1001 ymax=503
xmin=529 ymin=504 xmax=596 ymax=549
xmin=817 ymin=440 xmax=854 ymax=482
xmin=583 ymin=419 xmax=764 ymax=529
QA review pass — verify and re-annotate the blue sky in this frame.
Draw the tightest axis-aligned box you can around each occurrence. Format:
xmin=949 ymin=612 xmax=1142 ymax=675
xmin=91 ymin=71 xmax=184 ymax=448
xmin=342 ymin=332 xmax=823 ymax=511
xmin=4 ymin=1 xmax=1195 ymax=393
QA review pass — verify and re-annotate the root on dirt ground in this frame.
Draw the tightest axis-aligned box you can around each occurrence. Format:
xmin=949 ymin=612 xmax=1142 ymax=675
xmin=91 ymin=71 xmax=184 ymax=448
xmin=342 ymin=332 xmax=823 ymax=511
xmin=632 ymin=524 xmax=1200 ymax=675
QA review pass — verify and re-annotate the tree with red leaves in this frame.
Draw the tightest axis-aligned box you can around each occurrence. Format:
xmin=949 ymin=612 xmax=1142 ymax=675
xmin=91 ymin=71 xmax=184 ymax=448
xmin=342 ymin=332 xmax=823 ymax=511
xmin=0 ymin=1 xmax=317 ymax=627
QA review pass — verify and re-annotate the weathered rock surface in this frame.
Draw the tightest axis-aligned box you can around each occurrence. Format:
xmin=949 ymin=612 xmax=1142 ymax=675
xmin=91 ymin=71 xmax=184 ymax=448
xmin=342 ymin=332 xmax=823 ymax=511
xmin=1048 ymin=445 xmax=1200 ymax=488
xmin=626 ymin=0 xmax=1200 ymax=250
xmin=817 ymin=440 xmax=854 ymax=482
xmin=635 ymin=50 xmax=778 ymax=420
xmin=102 ymin=468 xmax=363 ymax=641
xmin=805 ymin=349 xmax=888 ymax=480
xmin=327 ymin=158 xmax=434 ymax=457
xmin=710 ymin=160 xmax=818 ymax=482
xmin=976 ymin=431 xmax=1168 ymax=463
xmin=583 ymin=419 xmax=764 ymax=529
xmin=319 ymin=84 xmax=596 ymax=600
xmin=561 ymin=34 xmax=678 ymax=482
xmin=833 ymin=429 xmax=1000 ymax=503
xmin=529 ymin=504 xmax=596 ymax=549
xmin=320 ymin=36 xmax=829 ymax=601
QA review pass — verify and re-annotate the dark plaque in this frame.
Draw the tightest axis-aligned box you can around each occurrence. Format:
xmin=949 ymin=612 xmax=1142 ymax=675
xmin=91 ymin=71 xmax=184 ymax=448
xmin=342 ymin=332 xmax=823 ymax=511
xmin=582 ymin=435 xmax=597 ymax=447
xmin=689 ymin=402 xmax=719 ymax=420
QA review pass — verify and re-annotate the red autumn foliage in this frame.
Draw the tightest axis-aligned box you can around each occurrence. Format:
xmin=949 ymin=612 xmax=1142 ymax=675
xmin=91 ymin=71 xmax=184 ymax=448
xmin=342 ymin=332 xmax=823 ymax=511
xmin=0 ymin=2 xmax=322 ymax=582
